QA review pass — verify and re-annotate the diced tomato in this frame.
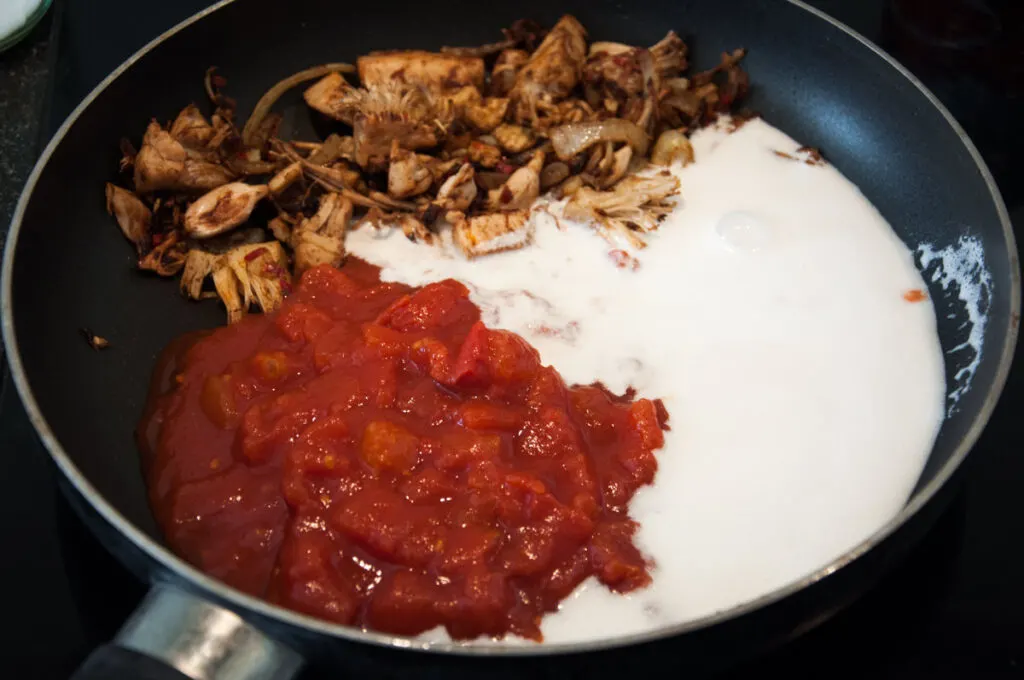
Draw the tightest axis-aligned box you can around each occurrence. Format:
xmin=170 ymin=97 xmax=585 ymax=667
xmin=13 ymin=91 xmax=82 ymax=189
xmin=360 ymin=420 xmax=420 ymax=474
xmin=275 ymin=302 xmax=334 ymax=344
xmin=267 ymin=520 xmax=362 ymax=624
xmin=395 ymin=379 xmax=452 ymax=423
xmin=298 ymin=415 xmax=350 ymax=458
xmin=526 ymin=366 xmax=567 ymax=411
xmin=486 ymin=330 xmax=540 ymax=383
xmin=409 ymin=336 xmax=451 ymax=383
xmin=238 ymin=403 xmax=318 ymax=465
xmin=448 ymin=567 xmax=508 ymax=638
xmin=297 ymin=264 xmax=361 ymax=300
xmin=570 ymin=386 xmax=619 ymax=443
xmin=359 ymin=358 xmax=398 ymax=409
xmin=249 ymin=351 xmax=291 ymax=382
xmin=399 ymin=467 xmax=457 ymax=505
xmin=465 ymin=460 xmax=501 ymax=492
xmin=449 ymin=321 xmax=490 ymax=387
xmin=375 ymin=279 xmax=471 ymax=332
xmin=617 ymin=446 xmax=658 ymax=487
xmin=331 ymin=486 xmax=421 ymax=558
xmin=365 ymin=569 xmax=445 ymax=635
xmin=199 ymin=374 xmax=238 ymax=429
xmin=280 ymin=422 xmax=352 ymax=511
xmin=435 ymin=430 xmax=503 ymax=470
xmin=395 ymin=519 xmax=446 ymax=567
xmin=362 ymin=323 xmax=408 ymax=359
xmin=515 ymin=407 xmax=582 ymax=459
xmin=311 ymin=323 xmax=357 ymax=372
xmin=542 ymin=550 xmax=591 ymax=602
xmin=499 ymin=524 xmax=558 ymax=576
xmin=460 ymin=402 xmax=521 ymax=430
xmin=168 ymin=467 xmax=287 ymax=596
xmin=589 ymin=521 xmax=650 ymax=592
xmin=629 ymin=398 xmax=665 ymax=450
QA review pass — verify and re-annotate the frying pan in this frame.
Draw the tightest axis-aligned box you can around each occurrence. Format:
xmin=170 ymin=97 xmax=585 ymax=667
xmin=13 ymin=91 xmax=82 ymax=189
xmin=1 ymin=0 xmax=1018 ymax=678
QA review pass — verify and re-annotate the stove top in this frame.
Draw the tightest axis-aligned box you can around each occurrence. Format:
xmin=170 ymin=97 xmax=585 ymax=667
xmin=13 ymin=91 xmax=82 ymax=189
xmin=3 ymin=1 xmax=1023 ymax=677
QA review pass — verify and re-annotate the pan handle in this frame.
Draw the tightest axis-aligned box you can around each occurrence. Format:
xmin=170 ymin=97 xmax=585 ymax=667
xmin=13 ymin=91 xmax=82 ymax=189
xmin=70 ymin=585 xmax=305 ymax=680
xmin=71 ymin=645 xmax=194 ymax=680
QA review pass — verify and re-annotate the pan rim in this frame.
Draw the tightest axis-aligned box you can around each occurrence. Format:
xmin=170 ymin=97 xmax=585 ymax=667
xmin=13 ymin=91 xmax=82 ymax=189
xmin=1 ymin=0 xmax=1019 ymax=657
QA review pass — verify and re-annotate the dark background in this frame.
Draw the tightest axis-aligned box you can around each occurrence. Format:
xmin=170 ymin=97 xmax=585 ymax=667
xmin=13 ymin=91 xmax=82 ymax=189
xmin=0 ymin=0 xmax=1022 ymax=677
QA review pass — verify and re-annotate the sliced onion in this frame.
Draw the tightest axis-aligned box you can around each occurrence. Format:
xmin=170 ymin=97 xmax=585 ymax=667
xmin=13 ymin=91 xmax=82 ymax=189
xmin=588 ymin=41 xmax=633 ymax=57
xmin=241 ymin=63 xmax=355 ymax=147
xmin=650 ymin=129 xmax=694 ymax=166
xmin=549 ymin=119 xmax=649 ymax=161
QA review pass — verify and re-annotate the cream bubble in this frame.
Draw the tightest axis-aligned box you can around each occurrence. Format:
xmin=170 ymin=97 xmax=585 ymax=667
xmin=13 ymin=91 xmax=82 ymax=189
xmin=715 ymin=210 xmax=775 ymax=253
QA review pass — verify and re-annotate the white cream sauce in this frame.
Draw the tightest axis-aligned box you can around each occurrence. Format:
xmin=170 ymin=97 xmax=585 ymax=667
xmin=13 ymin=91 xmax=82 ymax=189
xmin=346 ymin=117 xmax=947 ymax=644
xmin=916 ymin=236 xmax=992 ymax=415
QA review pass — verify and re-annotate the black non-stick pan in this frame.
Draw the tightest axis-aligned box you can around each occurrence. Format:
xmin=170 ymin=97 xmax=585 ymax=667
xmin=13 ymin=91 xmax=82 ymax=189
xmin=2 ymin=0 xmax=1018 ymax=678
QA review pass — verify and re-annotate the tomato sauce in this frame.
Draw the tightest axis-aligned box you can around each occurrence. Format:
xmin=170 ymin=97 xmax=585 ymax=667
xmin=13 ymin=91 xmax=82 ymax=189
xmin=141 ymin=259 xmax=667 ymax=641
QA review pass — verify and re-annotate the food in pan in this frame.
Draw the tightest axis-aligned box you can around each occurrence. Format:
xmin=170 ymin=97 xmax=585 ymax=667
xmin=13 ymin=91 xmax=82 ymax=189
xmin=118 ymin=15 xmax=945 ymax=644
xmin=341 ymin=115 xmax=945 ymax=644
xmin=141 ymin=261 xmax=668 ymax=641
xmin=105 ymin=16 xmax=739 ymax=324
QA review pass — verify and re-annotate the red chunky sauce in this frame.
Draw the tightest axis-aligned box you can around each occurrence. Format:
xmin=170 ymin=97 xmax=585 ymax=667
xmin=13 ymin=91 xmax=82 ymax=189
xmin=141 ymin=260 xmax=667 ymax=640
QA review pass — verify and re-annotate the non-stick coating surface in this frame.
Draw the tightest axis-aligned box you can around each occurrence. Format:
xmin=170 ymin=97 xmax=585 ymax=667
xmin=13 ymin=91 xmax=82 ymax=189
xmin=3 ymin=0 xmax=1016 ymax=655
